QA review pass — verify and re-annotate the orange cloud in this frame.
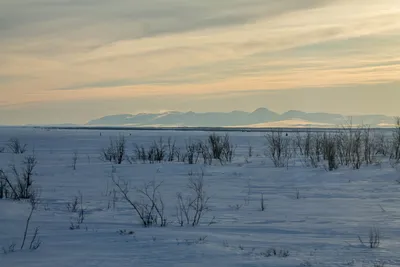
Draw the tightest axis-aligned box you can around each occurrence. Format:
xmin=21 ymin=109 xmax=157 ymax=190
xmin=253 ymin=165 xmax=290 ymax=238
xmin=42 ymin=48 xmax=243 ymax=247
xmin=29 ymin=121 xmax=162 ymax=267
xmin=1 ymin=0 xmax=400 ymax=109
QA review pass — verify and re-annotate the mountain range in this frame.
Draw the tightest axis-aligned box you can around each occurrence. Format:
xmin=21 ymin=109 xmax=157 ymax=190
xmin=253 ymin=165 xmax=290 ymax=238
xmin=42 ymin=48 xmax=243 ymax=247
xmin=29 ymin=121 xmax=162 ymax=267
xmin=86 ymin=108 xmax=396 ymax=128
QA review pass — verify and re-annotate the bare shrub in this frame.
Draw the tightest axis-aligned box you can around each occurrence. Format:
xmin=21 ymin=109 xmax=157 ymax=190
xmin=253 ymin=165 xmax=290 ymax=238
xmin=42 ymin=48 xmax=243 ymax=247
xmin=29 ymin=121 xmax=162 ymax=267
xmin=20 ymin=195 xmax=41 ymax=251
xmin=260 ymin=193 xmax=265 ymax=211
xmin=67 ymin=196 xmax=79 ymax=213
xmin=322 ymin=134 xmax=338 ymax=171
xmin=208 ymin=133 xmax=236 ymax=164
xmin=176 ymin=170 xmax=210 ymax=226
xmin=198 ymin=141 xmax=212 ymax=165
xmin=260 ymin=248 xmax=290 ymax=258
xmin=167 ymin=137 xmax=177 ymax=162
xmin=137 ymin=181 xmax=167 ymax=226
xmin=229 ymin=203 xmax=243 ymax=211
xmin=177 ymin=235 xmax=208 ymax=246
xmin=184 ymin=139 xmax=200 ymax=165
xmin=363 ymin=126 xmax=376 ymax=165
xmin=369 ymin=227 xmax=381 ymax=248
xmin=175 ymin=148 xmax=182 ymax=162
xmin=391 ymin=117 xmax=400 ymax=162
xmin=350 ymin=127 xmax=363 ymax=170
xmin=1 ymin=168 xmax=42 ymax=252
xmin=334 ymin=120 xmax=370 ymax=169
xmin=220 ymin=135 xmax=236 ymax=164
xmin=148 ymin=138 xmax=167 ymax=163
xmin=0 ymin=169 xmax=10 ymax=199
xmin=69 ymin=192 xmax=85 ymax=230
xmin=112 ymin=175 xmax=167 ymax=227
xmin=208 ymin=133 xmax=224 ymax=160
xmin=248 ymin=144 xmax=253 ymax=158
xmin=101 ymin=135 xmax=126 ymax=164
xmin=72 ymin=150 xmax=78 ymax=170
xmin=265 ymin=130 xmax=292 ymax=168
xmin=0 ymin=155 xmax=37 ymax=200
xmin=2 ymin=243 xmax=16 ymax=254
xmin=134 ymin=144 xmax=147 ymax=163
xmin=357 ymin=227 xmax=381 ymax=249
xmin=28 ymin=227 xmax=41 ymax=251
xmin=375 ymin=132 xmax=390 ymax=157
xmin=118 ymin=229 xmax=135 ymax=236
xmin=0 ymin=147 xmax=4 ymax=153
xmin=295 ymin=131 xmax=321 ymax=168
xmin=300 ymin=260 xmax=313 ymax=267
xmin=187 ymin=170 xmax=210 ymax=226
xmin=106 ymin=188 xmax=118 ymax=210
xmin=7 ymin=138 xmax=27 ymax=154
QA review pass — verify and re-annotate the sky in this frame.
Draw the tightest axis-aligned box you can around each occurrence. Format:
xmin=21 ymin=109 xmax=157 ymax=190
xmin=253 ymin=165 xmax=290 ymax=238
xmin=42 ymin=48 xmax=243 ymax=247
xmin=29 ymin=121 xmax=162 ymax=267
xmin=1 ymin=0 xmax=400 ymax=125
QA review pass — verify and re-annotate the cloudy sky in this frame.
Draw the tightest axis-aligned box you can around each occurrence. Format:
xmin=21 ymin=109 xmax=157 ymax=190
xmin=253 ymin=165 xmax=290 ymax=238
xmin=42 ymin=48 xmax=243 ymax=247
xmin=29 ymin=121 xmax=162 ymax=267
xmin=1 ymin=0 xmax=400 ymax=124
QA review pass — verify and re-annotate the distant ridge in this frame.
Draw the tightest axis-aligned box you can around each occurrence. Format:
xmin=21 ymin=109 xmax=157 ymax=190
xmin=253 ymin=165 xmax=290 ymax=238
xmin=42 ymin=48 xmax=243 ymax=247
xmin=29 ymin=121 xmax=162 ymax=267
xmin=87 ymin=108 xmax=396 ymax=128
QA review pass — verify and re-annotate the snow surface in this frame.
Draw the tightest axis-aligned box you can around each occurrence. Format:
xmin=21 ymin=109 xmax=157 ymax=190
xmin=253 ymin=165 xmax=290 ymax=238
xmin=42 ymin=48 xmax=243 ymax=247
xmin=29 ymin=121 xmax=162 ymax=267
xmin=1 ymin=127 xmax=400 ymax=267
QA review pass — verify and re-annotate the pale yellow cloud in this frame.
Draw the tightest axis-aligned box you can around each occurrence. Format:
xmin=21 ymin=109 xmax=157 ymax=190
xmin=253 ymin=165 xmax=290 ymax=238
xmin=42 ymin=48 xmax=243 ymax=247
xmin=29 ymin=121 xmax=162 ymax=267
xmin=1 ymin=0 xmax=400 ymax=121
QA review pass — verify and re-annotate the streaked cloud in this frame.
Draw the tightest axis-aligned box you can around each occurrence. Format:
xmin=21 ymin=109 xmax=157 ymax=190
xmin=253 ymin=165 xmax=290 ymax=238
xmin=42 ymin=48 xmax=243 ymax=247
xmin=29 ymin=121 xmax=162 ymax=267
xmin=1 ymin=0 xmax=400 ymax=124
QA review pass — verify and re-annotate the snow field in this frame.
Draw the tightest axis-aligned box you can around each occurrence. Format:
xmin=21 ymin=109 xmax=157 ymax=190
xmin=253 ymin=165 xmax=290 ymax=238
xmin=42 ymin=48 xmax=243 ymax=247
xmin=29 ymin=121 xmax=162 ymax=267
xmin=0 ymin=127 xmax=400 ymax=267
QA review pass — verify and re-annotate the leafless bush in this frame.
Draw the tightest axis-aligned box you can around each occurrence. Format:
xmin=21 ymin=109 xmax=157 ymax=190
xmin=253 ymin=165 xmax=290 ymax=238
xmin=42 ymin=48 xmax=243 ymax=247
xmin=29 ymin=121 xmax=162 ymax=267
xmin=335 ymin=125 xmax=353 ymax=167
xmin=334 ymin=120 xmax=371 ymax=169
xmin=101 ymin=135 xmax=126 ymax=164
xmin=177 ymin=235 xmax=208 ymax=246
xmin=1 ymin=194 xmax=41 ymax=253
xmin=369 ymin=227 xmax=381 ymax=248
xmin=265 ymin=130 xmax=292 ymax=168
xmin=167 ymin=137 xmax=177 ymax=162
xmin=1 ymin=155 xmax=38 ymax=200
xmin=363 ymin=126 xmax=376 ymax=165
xmin=357 ymin=227 xmax=381 ymax=249
xmin=118 ymin=229 xmax=135 ymax=236
xmin=208 ymin=133 xmax=236 ymax=164
xmin=260 ymin=193 xmax=265 ymax=211
xmin=208 ymin=133 xmax=224 ymax=160
xmin=375 ymin=132 xmax=390 ymax=157
xmin=295 ymin=131 xmax=321 ymax=168
xmin=69 ymin=192 xmax=85 ymax=230
xmin=0 ymin=147 xmax=4 ymax=153
xmin=248 ymin=144 xmax=253 ymax=158
xmin=137 ymin=181 xmax=167 ymax=226
xmin=7 ymin=138 xmax=27 ymax=154
xmin=20 ymin=195 xmax=41 ymax=251
xmin=2 ymin=243 xmax=16 ymax=254
xmin=0 ymin=169 xmax=10 ymax=199
xmin=350 ymin=128 xmax=363 ymax=169
xmin=176 ymin=170 xmax=210 ymax=226
xmin=260 ymin=248 xmax=290 ymax=258
xmin=134 ymin=144 xmax=147 ymax=163
xmin=184 ymin=139 xmax=200 ymax=165
xmin=112 ymin=175 xmax=167 ymax=227
xmin=106 ymin=188 xmax=118 ymax=210
xmin=176 ymin=192 xmax=191 ymax=226
xmin=187 ymin=170 xmax=210 ymax=226
xmin=72 ymin=150 xmax=78 ymax=170
xmin=322 ymin=134 xmax=338 ymax=171
xmin=390 ymin=117 xmax=400 ymax=163
xmin=67 ymin=196 xmax=79 ymax=212
xmin=229 ymin=203 xmax=243 ymax=211
xmin=198 ymin=141 xmax=212 ymax=165
xmin=148 ymin=138 xmax=167 ymax=163
xmin=300 ymin=260 xmax=313 ymax=266
xmin=175 ymin=148 xmax=183 ymax=162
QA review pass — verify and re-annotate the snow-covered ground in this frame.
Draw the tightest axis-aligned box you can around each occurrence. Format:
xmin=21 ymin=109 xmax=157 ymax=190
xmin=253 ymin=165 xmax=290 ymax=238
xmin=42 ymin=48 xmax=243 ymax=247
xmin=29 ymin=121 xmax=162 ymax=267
xmin=1 ymin=127 xmax=399 ymax=267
